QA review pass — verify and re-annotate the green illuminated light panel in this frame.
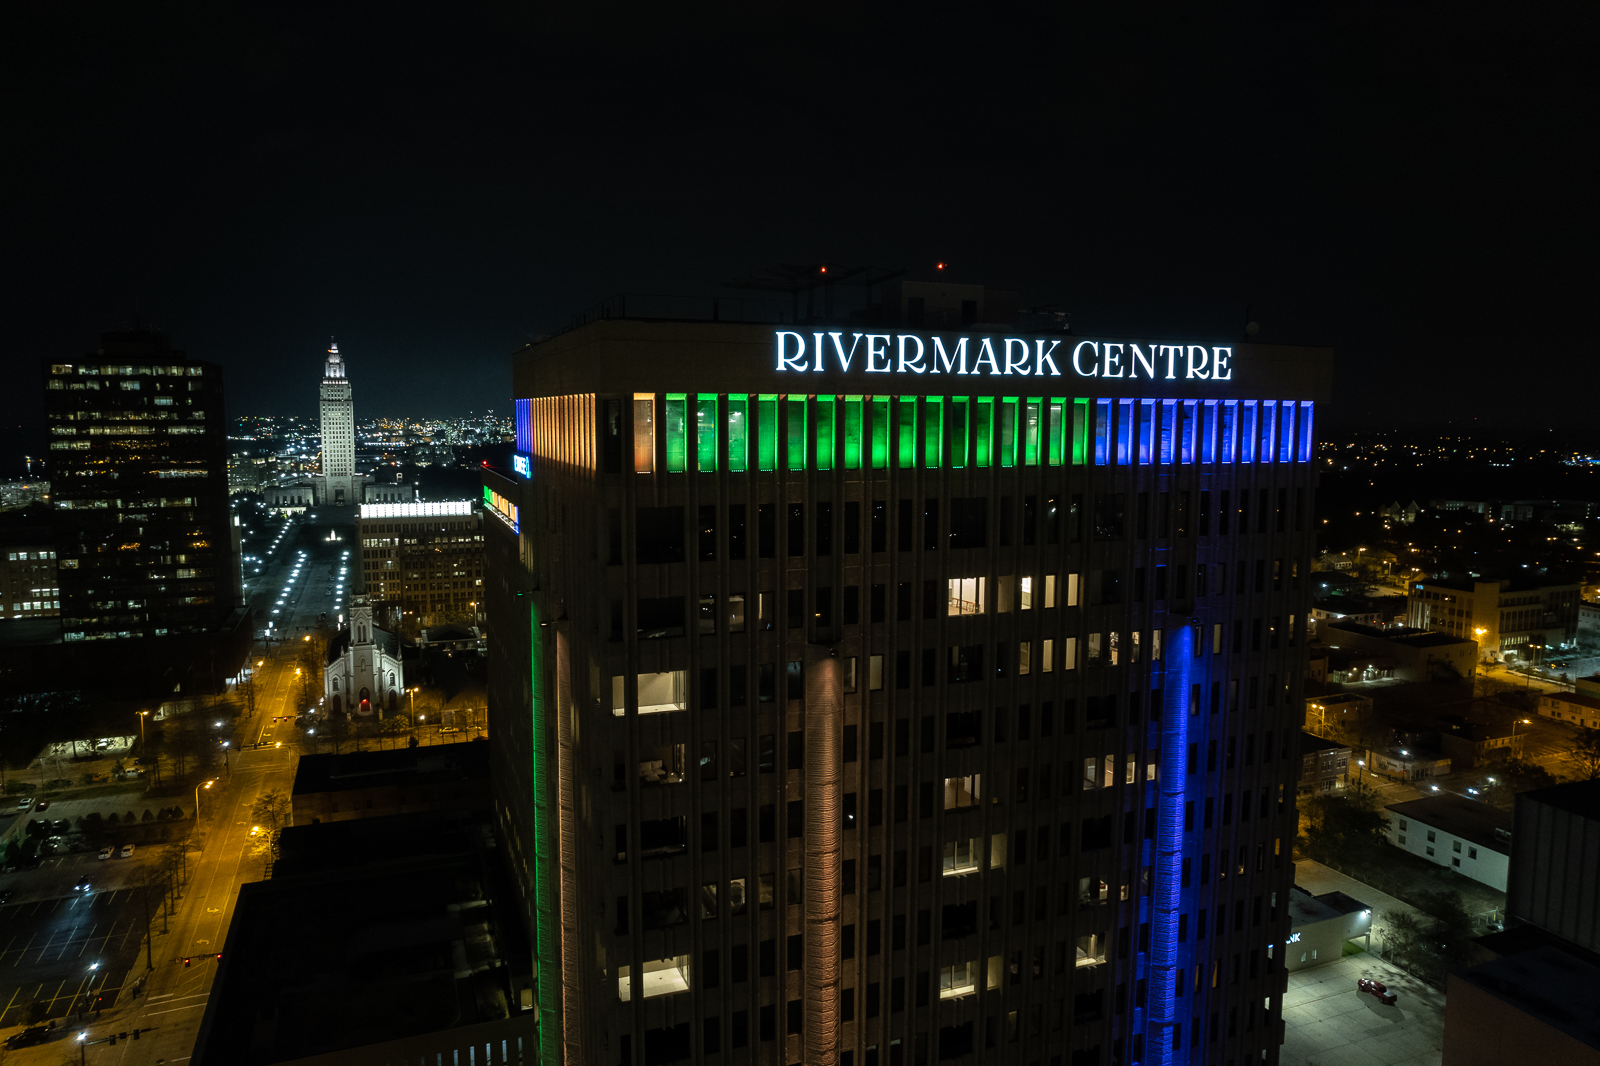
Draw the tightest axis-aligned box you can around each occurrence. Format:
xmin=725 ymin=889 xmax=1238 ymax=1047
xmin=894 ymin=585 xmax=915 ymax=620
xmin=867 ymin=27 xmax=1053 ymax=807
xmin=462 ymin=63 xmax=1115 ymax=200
xmin=696 ymin=394 xmax=717 ymax=472
xmin=842 ymin=397 xmax=863 ymax=470
xmin=530 ymin=602 xmax=559 ymax=1060
xmin=998 ymin=397 xmax=1018 ymax=468
xmin=814 ymin=396 xmax=835 ymax=471
xmin=727 ymin=394 xmax=748 ymax=472
xmin=896 ymin=398 xmax=916 ymax=469
xmin=1048 ymin=400 xmax=1065 ymax=466
xmin=786 ymin=397 xmax=807 ymax=471
xmin=756 ymin=395 xmax=778 ymax=471
xmin=1072 ymin=398 xmax=1089 ymax=465
xmin=664 ymin=394 xmax=687 ymax=473
xmin=923 ymin=397 xmax=943 ymax=468
xmin=870 ymin=399 xmax=889 ymax=469
xmin=949 ymin=398 xmax=969 ymax=469
xmin=1024 ymin=398 xmax=1042 ymax=466
xmin=973 ymin=398 xmax=993 ymax=468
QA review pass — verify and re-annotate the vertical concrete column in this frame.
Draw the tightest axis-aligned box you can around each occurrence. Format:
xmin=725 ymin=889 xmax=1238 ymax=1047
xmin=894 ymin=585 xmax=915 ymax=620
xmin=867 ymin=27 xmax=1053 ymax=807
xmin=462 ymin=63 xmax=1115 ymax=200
xmin=803 ymin=646 xmax=842 ymax=1065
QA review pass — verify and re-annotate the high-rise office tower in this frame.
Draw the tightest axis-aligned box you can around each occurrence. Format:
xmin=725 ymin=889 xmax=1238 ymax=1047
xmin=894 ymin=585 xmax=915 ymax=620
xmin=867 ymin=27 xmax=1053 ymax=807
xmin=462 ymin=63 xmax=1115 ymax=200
xmin=43 ymin=329 xmax=237 ymax=641
xmin=485 ymin=308 xmax=1332 ymax=1066
xmin=318 ymin=342 xmax=358 ymax=506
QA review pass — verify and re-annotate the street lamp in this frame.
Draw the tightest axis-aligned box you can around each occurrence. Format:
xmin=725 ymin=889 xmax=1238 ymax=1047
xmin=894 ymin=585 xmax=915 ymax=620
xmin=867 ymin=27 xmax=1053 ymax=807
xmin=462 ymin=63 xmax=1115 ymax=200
xmin=138 ymin=710 xmax=149 ymax=750
xmin=1510 ymin=718 xmax=1532 ymax=755
xmin=194 ymin=779 xmax=214 ymax=821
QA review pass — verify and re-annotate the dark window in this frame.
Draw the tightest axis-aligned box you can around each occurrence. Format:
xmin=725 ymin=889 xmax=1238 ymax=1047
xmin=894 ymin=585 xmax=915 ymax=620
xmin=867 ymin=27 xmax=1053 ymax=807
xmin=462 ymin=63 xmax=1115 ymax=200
xmin=731 ymin=807 xmax=747 ymax=847
xmin=843 ymin=585 xmax=860 ymax=625
xmin=815 ymin=586 xmax=833 ymax=626
xmin=949 ymin=644 xmax=985 ymax=684
xmin=844 ymin=724 xmax=858 ymax=762
xmin=787 ymin=661 xmax=804 ymax=700
xmin=871 ymin=583 xmax=886 ymax=623
xmin=606 ymin=507 xmax=622 ymax=564
xmin=698 ymin=504 xmax=716 ymax=562
xmin=601 ymin=399 xmax=623 ymax=472
xmin=923 ymin=579 xmax=939 ymax=620
xmin=1069 ymin=493 xmax=1083 ymax=541
xmin=1023 ymin=494 xmax=1038 ymax=545
xmin=758 ymin=733 xmax=775 ymax=772
xmin=637 ymin=597 xmax=685 ymax=639
xmin=636 ymin=507 xmax=685 ymax=563
xmin=1000 ymin=495 xmax=1014 ymax=546
xmin=924 ymin=499 xmax=940 ymax=550
xmin=1094 ymin=493 xmax=1125 ymax=540
xmin=787 ymin=504 xmax=805 ymax=556
xmin=949 ymin=497 xmax=988 ymax=549
xmin=759 ymin=664 xmax=775 ymax=703
xmin=787 ymin=729 xmax=804 ymax=770
xmin=729 ymin=504 xmax=746 ymax=560
xmin=895 ymin=649 xmax=911 ymax=690
xmin=787 ymin=590 xmax=805 ymax=630
xmin=787 ymin=799 xmax=804 ymax=838
xmin=758 ymin=503 xmax=775 ymax=558
xmin=870 ymin=721 xmax=884 ymax=759
xmin=897 ymin=499 xmax=913 ymax=551
xmin=844 ymin=501 xmax=861 ymax=554
xmin=871 ymin=500 xmax=887 ymax=552
xmin=699 ymin=667 xmax=717 ymax=710
xmin=816 ymin=502 xmax=833 ymax=556
xmin=729 ymin=664 xmax=747 ymax=708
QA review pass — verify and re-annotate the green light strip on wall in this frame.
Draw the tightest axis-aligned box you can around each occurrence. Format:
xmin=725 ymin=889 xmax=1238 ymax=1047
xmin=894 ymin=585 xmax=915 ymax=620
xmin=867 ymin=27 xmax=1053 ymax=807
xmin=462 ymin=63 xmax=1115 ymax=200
xmin=842 ymin=396 xmax=863 ymax=470
xmin=814 ymin=396 xmax=835 ymax=472
xmin=973 ymin=397 xmax=993 ymax=468
xmin=756 ymin=395 xmax=778 ymax=471
xmin=664 ymin=394 xmax=687 ymax=473
xmin=727 ymin=394 xmax=748 ymax=473
xmin=1048 ymin=399 xmax=1065 ymax=467
xmin=999 ymin=397 xmax=1018 ymax=468
xmin=1072 ymin=398 xmax=1090 ymax=465
xmin=923 ymin=397 xmax=943 ymax=469
xmin=896 ymin=398 xmax=916 ymax=469
xmin=870 ymin=399 xmax=889 ymax=469
xmin=696 ymin=394 xmax=718 ymax=472
xmin=1024 ymin=397 xmax=1042 ymax=467
xmin=949 ymin=398 xmax=969 ymax=469
xmin=530 ymin=601 xmax=559 ymax=1061
xmin=786 ymin=397 xmax=807 ymax=472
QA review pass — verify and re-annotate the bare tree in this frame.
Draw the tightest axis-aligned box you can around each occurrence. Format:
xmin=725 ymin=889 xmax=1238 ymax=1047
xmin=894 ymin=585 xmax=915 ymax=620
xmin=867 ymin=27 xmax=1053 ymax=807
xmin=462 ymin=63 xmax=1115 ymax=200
xmin=1571 ymin=726 xmax=1600 ymax=782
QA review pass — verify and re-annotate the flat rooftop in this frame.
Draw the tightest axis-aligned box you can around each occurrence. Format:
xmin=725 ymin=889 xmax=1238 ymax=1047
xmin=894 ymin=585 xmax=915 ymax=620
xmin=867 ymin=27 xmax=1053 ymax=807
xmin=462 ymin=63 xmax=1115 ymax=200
xmin=1457 ymin=945 xmax=1600 ymax=1052
xmin=193 ymin=811 xmax=527 ymax=1065
xmin=1385 ymin=794 xmax=1513 ymax=854
xmin=1288 ymin=885 xmax=1369 ymax=927
xmin=291 ymin=739 xmax=490 ymax=797
xmin=1518 ymin=779 xmax=1600 ymax=821
xmin=1325 ymin=620 xmax=1474 ymax=648
xmin=1300 ymin=731 xmax=1350 ymax=756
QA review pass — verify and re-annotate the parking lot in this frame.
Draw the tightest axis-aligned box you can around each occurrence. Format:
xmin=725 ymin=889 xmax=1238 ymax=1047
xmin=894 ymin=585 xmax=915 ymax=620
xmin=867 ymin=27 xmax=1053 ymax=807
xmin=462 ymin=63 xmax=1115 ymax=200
xmin=0 ymin=886 xmax=150 ymax=1030
xmin=1281 ymin=952 xmax=1445 ymax=1066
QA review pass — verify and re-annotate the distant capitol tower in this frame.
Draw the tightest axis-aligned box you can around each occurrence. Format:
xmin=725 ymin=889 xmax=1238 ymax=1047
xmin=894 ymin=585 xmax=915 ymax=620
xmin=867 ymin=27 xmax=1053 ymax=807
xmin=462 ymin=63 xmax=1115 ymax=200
xmin=319 ymin=341 xmax=358 ymax=506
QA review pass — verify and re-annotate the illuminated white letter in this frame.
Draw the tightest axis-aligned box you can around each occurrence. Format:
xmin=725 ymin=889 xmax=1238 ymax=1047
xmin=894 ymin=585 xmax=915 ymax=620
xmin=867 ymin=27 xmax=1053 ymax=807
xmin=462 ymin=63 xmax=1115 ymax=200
xmin=897 ymin=335 xmax=926 ymax=374
xmin=1185 ymin=345 xmax=1210 ymax=379
xmin=1072 ymin=341 xmax=1100 ymax=376
xmin=932 ymin=337 xmax=969 ymax=375
xmin=813 ymin=333 xmax=826 ymax=371
xmin=1160 ymin=345 xmax=1182 ymax=379
xmin=1211 ymin=346 xmax=1233 ymax=380
xmin=1129 ymin=344 xmax=1156 ymax=379
xmin=865 ymin=334 xmax=892 ymax=373
xmin=972 ymin=338 xmax=1001 ymax=375
xmin=1035 ymin=339 xmax=1062 ymax=376
xmin=1102 ymin=342 xmax=1125 ymax=378
xmin=1003 ymin=338 xmax=1031 ymax=375
xmin=828 ymin=332 xmax=864 ymax=372
xmin=776 ymin=331 xmax=807 ymax=372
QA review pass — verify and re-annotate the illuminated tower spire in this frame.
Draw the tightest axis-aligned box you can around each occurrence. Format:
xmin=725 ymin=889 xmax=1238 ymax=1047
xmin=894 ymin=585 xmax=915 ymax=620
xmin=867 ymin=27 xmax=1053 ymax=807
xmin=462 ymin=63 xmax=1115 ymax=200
xmin=318 ymin=339 xmax=357 ymax=505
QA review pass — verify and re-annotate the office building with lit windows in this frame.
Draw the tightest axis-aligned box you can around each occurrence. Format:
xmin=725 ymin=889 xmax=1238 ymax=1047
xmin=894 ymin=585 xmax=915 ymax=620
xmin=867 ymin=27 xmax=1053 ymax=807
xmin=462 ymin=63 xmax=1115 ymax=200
xmin=43 ymin=330 xmax=241 ymax=642
xmin=484 ymin=310 xmax=1332 ymax=1066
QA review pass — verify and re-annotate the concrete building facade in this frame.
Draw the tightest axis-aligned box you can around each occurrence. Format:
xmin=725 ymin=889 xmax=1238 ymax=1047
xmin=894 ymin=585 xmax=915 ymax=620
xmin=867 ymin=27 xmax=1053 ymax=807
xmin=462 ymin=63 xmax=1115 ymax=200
xmin=1 ymin=545 xmax=59 ymax=620
xmin=484 ymin=312 xmax=1333 ymax=1066
xmin=1407 ymin=577 xmax=1581 ymax=663
xmin=357 ymin=500 xmax=485 ymax=628
xmin=1384 ymin=795 xmax=1512 ymax=892
xmin=1319 ymin=620 xmax=1477 ymax=683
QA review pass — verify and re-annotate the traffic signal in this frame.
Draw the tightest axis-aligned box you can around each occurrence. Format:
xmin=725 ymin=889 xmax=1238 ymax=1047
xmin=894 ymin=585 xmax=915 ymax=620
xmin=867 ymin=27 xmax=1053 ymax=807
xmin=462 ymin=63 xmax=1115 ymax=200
xmin=183 ymin=957 xmax=191 ymax=967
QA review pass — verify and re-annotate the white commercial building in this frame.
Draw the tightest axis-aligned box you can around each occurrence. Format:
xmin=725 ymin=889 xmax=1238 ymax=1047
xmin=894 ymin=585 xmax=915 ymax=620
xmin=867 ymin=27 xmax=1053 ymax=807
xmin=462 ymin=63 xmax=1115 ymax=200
xmin=1384 ymin=794 xmax=1512 ymax=892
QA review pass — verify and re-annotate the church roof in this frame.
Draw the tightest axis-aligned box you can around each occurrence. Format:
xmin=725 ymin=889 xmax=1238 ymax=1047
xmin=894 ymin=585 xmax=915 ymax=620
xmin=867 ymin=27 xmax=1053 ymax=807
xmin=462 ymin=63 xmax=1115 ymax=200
xmin=326 ymin=625 xmax=401 ymax=666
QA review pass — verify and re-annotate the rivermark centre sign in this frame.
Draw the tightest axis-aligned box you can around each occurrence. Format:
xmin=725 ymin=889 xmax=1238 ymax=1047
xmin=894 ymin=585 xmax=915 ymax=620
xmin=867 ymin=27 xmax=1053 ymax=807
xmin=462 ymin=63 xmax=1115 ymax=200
xmin=774 ymin=330 xmax=1235 ymax=381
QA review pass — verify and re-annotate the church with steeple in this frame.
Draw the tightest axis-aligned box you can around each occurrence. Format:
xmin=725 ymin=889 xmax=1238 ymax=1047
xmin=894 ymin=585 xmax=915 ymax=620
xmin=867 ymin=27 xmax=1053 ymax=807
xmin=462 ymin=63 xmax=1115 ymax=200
xmin=323 ymin=593 xmax=405 ymax=715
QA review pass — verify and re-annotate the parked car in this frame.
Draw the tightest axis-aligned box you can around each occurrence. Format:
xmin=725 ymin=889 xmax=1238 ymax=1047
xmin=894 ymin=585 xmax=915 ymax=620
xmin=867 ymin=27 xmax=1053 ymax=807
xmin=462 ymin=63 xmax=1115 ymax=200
xmin=73 ymin=877 xmax=91 ymax=892
xmin=14 ymin=796 xmax=32 ymax=811
xmin=4 ymin=1025 xmax=53 ymax=1049
xmin=119 ymin=844 xmax=135 ymax=859
xmin=51 ymin=819 xmax=70 ymax=833
xmin=0 ymin=888 xmax=14 ymax=904
xmin=97 ymin=846 xmax=114 ymax=860
xmin=33 ymin=800 xmax=49 ymax=812
xmin=1357 ymin=978 xmax=1397 ymax=1005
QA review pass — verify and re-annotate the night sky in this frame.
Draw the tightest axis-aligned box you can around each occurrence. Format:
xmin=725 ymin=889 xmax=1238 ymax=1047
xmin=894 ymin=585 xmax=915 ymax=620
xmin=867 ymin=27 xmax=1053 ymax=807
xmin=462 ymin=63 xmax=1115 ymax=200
xmin=6 ymin=3 xmax=1594 ymax=474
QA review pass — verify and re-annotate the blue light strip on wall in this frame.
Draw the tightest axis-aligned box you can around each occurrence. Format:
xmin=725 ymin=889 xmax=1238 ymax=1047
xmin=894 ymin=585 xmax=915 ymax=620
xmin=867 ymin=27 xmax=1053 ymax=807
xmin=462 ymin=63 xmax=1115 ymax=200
xmin=514 ymin=398 xmax=533 ymax=454
xmin=1146 ymin=624 xmax=1198 ymax=1065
